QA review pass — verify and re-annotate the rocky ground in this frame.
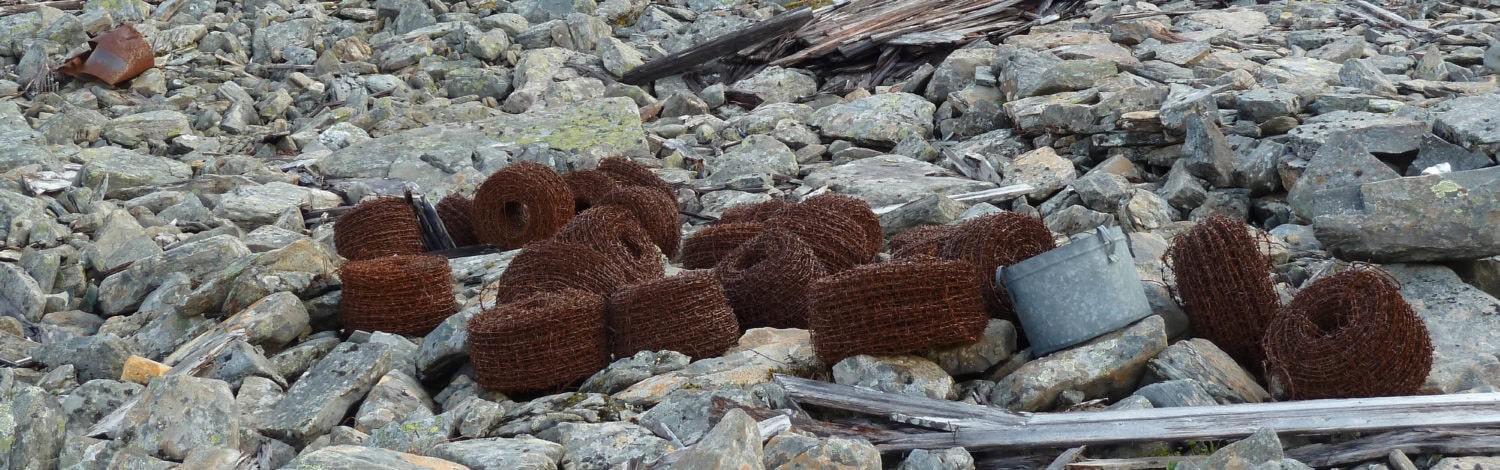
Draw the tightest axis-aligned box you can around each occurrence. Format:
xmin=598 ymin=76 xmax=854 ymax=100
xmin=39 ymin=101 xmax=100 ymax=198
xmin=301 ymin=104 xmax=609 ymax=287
xmin=3 ymin=0 xmax=1500 ymax=468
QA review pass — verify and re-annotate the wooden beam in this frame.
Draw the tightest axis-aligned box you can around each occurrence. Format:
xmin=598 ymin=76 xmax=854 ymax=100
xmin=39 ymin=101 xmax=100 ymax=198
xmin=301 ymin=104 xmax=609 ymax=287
xmin=776 ymin=375 xmax=1500 ymax=452
xmin=621 ymin=8 xmax=814 ymax=85
xmin=1284 ymin=428 xmax=1500 ymax=467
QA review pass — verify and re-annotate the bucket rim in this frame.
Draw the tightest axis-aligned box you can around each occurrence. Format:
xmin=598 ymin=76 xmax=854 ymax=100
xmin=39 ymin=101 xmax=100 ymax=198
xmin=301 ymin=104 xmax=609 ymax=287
xmin=1000 ymin=225 xmax=1129 ymax=285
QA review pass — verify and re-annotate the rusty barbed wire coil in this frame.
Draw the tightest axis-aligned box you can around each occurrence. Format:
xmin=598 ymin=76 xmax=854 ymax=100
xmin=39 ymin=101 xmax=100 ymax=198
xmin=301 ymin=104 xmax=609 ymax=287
xmin=719 ymin=198 xmax=794 ymax=224
xmin=889 ymin=224 xmax=957 ymax=259
xmin=436 ymin=193 xmax=479 ymax=247
xmin=562 ymin=169 xmax=619 ymax=214
xmin=472 ymin=161 xmax=575 ymax=250
xmin=334 ymin=197 xmax=425 ymax=261
xmin=600 ymin=186 xmax=683 ymax=258
xmin=1262 ymin=265 xmax=1433 ymax=400
xmin=338 ymin=254 xmax=457 ymax=336
xmin=598 ymin=156 xmax=675 ymax=198
xmin=803 ymin=193 xmax=884 ymax=257
xmin=487 ymin=239 xmax=655 ymax=305
xmin=765 ymin=203 xmax=879 ymax=273
xmin=555 ymin=206 xmax=666 ymax=279
xmin=680 ymin=223 xmax=765 ymax=270
xmin=606 ymin=271 xmax=740 ymax=360
xmin=468 ymin=289 xmax=610 ymax=395
xmin=808 ymin=257 xmax=988 ymax=364
xmin=715 ymin=229 xmax=828 ymax=330
xmin=938 ymin=212 xmax=1056 ymax=323
xmin=1165 ymin=215 xmax=1281 ymax=370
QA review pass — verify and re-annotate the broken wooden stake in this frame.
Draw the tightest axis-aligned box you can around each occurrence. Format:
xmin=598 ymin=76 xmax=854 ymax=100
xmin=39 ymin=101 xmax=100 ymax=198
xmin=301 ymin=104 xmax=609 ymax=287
xmin=776 ymin=375 xmax=1500 ymax=451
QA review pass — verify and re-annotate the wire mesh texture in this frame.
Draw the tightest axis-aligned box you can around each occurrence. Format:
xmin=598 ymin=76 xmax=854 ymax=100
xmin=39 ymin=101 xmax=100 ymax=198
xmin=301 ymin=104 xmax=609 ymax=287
xmin=938 ymin=212 xmax=1056 ymax=324
xmin=715 ymin=228 xmax=829 ymax=330
xmin=562 ymin=169 xmax=619 ymax=214
xmin=597 ymin=156 xmax=675 ymax=198
xmin=333 ymin=197 xmax=425 ymax=261
xmin=555 ymin=206 xmax=666 ymax=278
xmin=607 ymin=270 xmax=740 ymax=360
xmin=803 ymin=193 xmax=884 ymax=259
xmin=680 ymin=223 xmax=766 ymax=270
xmin=436 ymin=194 xmax=479 ymax=247
xmin=487 ymin=239 xmax=659 ymax=305
xmin=339 ymin=254 xmax=457 ymax=336
xmin=765 ymin=202 xmax=880 ymax=273
xmin=808 ymin=256 xmax=989 ymax=364
xmin=1262 ymin=265 xmax=1433 ymax=400
xmin=719 ymin=198 xmax=794 ymax=224
xmin=472 ymin=161 xmax=575 ymax=250
xmin=600 ymin=186 xmax=683 ymax=258
xmin=888 ymin=224 xmax=956 ymax=259
xmin=468 ymin=289 xmax=610 ymax=395
xmin=1165 ymin=215 xmax=1282 ymax=371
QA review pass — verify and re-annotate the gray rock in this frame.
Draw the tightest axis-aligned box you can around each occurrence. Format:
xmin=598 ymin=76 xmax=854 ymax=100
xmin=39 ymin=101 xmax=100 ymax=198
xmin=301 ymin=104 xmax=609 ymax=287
xmin=62 ymin=380 xmax=143 ymax=434
xmin=580 ymin=350 xmax=691 ymax=395
xmin=0 ymin=262 xmax=44 ymax=322
xmin=1383 ymin=265 xmax=1500 ymax=393
xmin=1004 ymin=147 xmax=1076 ymax=201
xmin=511 ymin=0 xmax=595 ymax=23
xmin=898 ymin=448 xmax=975 ymax=470
xmin=415 ymin=300 xmax=483 ymax=381
xmin=833 ymin=355 xmax=954 ymax=400
xmin=1431 ymin=457 xmax=1500 ymax=470
xmin=1073 ymin=172 xmax=1133 ymax=213
xmin=244 ymin=225 xmax=309 ymax=252
xmin=99 ymin=235 xmax=251 ymax=315
xmin=763 ymin=434 xmax=881 ymax=469
xmin=366 ymin=412 xmax=457 ymax=455
xmin=1289 ymin=133 xmax=1401 ymax=220
xmin=283 ymin=445 xmax=465 ymax=469
xmin=1339 ymin=59 xmax=1398 ymax=96
xmin=1119 ymin=189 xmax=1179 ymax=232
xmin=995 ymin=47 xmax=1115 ymax=100
xmin=597 ymin=37 xmax=644 ymax=78
xmin=1270 ymin=224 xmax=1321 ymax=253
xmin=1433 ymin=94 xmax=1500 ymax=155
xmin=1045 ymin=205 xmax=1115 ymax=236
xmin=59 ymin=432 xmax=118 ymax=470
xmin=1313 ymin=167 xmax=1500 ymax=262
xmin=5 ymin=384 xmax=67 ymax=470
xmin=920 ymin=320 xmax=1016 ymax=377
xmin=182 ymin=446 xmax=242 ymax=469
xmin=194 ymin=291 xmax=310 ymax=354
xmin=1409 ymin=134 xmax=1494 ymax=176
xmin=668 ymin=408 xmax=763 ymax=470
xmin=258 ymin=342 xmax=395 ymax=446
xmin=710 ymin=135 xmax=798 ymax=183
xmin=428 ymin=437 xmax=563 ymax=470
xmin=1286 ymin=111 xmax=1427 ymax=157
xmin=86 ymin=210 xmax=162 ymax=273
xmin=208 ymin=340 xmax=286 ymax=390
xmin=272 ymin=335 xmax=342 ymax=382
xmin=544 ymin=422 xmax=673 ymax=469
xmin=1236 ymin=140 xmax=1284 ymax=196
xmin=810 ymin=93 xmax=935 ymax=147
xmin=119 ymin=375 xmax=239 ymax=460
xmin=78 ymin=147 xmax=193 ymax=199
xmin=1309 ymin=36 xmax=1367 ymax=63
xmin=355 ymin=370 xmax=436 ymax=433
xmin=480 ymin=392 xmax=627 ymax=438
xmin=1189 ymin=189 xmax=1250 ymax=222
xmin=1161 ymin=161 xmax=1209 ymax=212
xmin=615 ymin=328 xmax=820 ymax=407
xmin=639 ymin=387 xmax=770 ymax=446
xmin=1177 ymin=429 xmax=1284 ymax=470
xmin=234 ymin=376 xmax=284 ymax=431
xmin=35 ymin=333 xmax=135 ymax=382
xmin=1235 ymin=89 xmax=1299 ymax=123
xmin=990 ymin=316 xmax=1167 ymax=411
xmin=1146 ymin=339 xmax=1270 ymax=404
xmin=1182 ymin=109 xmax=1237 ymax=188
xmin=878 ymin=194 xmax=966 ymax=236
xmin=1132 ymin=379 xmax=1218 ymax=407
xmin=101 ymin=110 xmax=192 ymax=147
xmin=732 ymin=67 xmax=818 ymax=105
xmin=1160 ymin=84 xmax=1218 ymax=134
xmin=802 ymin=155 xmax=995 ymax=207
xmin=927 ymin=48 xmax=995 ymax=103
xmin=214 ymin=182 xmax=340 ymax=229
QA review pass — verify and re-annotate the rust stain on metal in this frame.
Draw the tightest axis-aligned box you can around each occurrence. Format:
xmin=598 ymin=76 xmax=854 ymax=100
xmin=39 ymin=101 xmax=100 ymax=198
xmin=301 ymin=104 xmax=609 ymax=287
xmin=57 ymin=24 xmax=155 ymax=86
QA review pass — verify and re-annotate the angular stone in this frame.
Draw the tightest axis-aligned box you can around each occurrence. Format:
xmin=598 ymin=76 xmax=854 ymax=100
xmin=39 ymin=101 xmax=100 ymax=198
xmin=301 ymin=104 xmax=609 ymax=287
xmin=926 ymin=48 xmax=996 ymax=103
xmin=1433 ymin=94 xmax=1500 ymax=155
xmin=1289 ymin=133 xmax=1401 ymax=220
xmin=834 ymin=355 xmax=954 ymax=400
xmin=1379 ymin=265 xmax=1500 ymax=393
xmin=709 ymin=135 xmax=798 ymax=183
xmin=920 ymin=320 xmax=1016 ymax=377
xmin=990 ymin=316 xmax=1167 ymax=411
xmin=119 ymin=375 xmax=239 ymax=460
xmin=544 ymin=422 xmax=674 ymax=469
xmin=898 ymin=448 xmax=975 ymax=470
xmin=1004 ymin=147 xmax=1077 ymax=201
xmin=428 ymin=437 xmax=562 ymax=470
xmin=763 ymin=434 xmax=881 ymax=469
xmin=1132 ymin=379 xmax=1218 ymax=408
xmin=732 ymin=67 xmax=817 ymax=105
xmin=1182 ymin=109 xmax=1237 ymax=188
xmin=101 ymin=110 xmax=192 ymax=147
xmin=214 ymin=182 xmax=341 ymax=229
xmin=367 ymin=412 xmax=457 ymax=455
xmin=0 ymin=262 xmax=44 ymax=322
xmin=1120 ymin=189 xmax=1179 ymax=232
xmin=5 ymin=385 xmax=67 ymax=470
xmin=810 ymin=93 xmax=936 ymax=147
xmin=1286 ymin=111 xmax=1427 ymax=157
xmin=1177 ymin=429 xmax=1285 ymax=470
xmin=483 ymin=392 xmax=627 ymax=438
xmin=282 ymin=445 xmax=468 ymax=470
xmin=1312 ymin=167 xmax=1500 ymax=263
xmin=272 ymin=335 xmax=342 ymax=382
xmin=668 ymin=408 xmax=763 ymax=470
xmin=1409 ymin=134 xmax=1494 ymax=176
xmin=355 ymin=370 xmax=436 ymax=433
xmin=208 ymin=340 xmax=287 ymax=390
xmin=1432 ymin=457 xmax=1500 ymax=470
xmin=580 ymin=350 xmax=691 ymax=395
xmin=98 ymin=235 xmax=251 ymax=315
xmin=77 ymin=147 xmax=193 ymax=199
xmin=62 ymin=379 xmax=142 ymax=434
xmin=35 ymin=333 xmax=135 ymax=382
xmin=258 ymin=342 xmax=395 ymax=446
xmin=1146 ymin=339 xmax=1270 ymax=404
xmin=878 ymin=194 xmax=966 ymax=236
xmin=802 ymin=155 xmax=995 ymax=208
xmin=86 ymin=210 xmax=162 ymax=273
xmin=1339 ymin=59 xmax=1398 ymax=96
xmin=1235 ymin=89 xmax=1299 ymax=123
xmin=639 ymin=387 xmax=771 ymax=446
xmin=1073 ymin=172 xmax=1133 ymax=214
xmin=615 ymin=328 xmax=821 ymax=406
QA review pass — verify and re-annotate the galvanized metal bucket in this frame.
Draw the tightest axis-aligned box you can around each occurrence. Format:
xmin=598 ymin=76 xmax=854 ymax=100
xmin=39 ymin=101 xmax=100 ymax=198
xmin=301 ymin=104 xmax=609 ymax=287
xmin=997 ymin=225 xmax=1152 ymax=357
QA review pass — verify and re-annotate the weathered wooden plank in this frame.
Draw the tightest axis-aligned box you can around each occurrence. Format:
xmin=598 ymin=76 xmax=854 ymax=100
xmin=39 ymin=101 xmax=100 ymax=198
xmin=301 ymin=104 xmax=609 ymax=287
xmin=1284 ymin=428 xmax=1500 ymax=467
xmin=621 ymin=8 xmax=814 ymax=85
xmin=1066 ymin=456 xmax=1205 ymax=470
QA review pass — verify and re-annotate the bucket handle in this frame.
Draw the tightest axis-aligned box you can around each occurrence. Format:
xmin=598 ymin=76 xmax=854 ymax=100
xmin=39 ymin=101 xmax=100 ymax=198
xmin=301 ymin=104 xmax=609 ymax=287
xmin=1095 ymin=226 xmax=1121 ymax=263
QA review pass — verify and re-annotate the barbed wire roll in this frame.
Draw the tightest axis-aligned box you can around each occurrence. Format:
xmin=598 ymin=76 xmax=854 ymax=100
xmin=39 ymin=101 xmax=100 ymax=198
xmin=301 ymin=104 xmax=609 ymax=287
xmin=468 ymin=289 xmax=609 ymax=394
xmin=715 ymin=229 xmax=828 ymax=329
xmin=600 ymin=186 xmax=682 ymax=258
xmin=889 ymin=225 xmax=956 ymax=259
xmin=718 ymin=199 xmax=793 ymax=224
xmin=436 ymin=194 xmax=479 ymax=247
xmin=555 ymin=206 xmax=666 ymax=279
xmin=597 ymin=156 xmax=674 ymax=198
xmin=937 ymin=212 xmax=1056 ymax=323
xmin=808 ymin=257 xmax=988 ymax=364
xmin=333 ymin=197 xmax=425 ymax=261
xmin=607 ymin=271 xmax=740 ymax=360
xmin=766 ymin=203 xmax=878 ymax=273
xmin=803 ymin=193 xmax=884 ymax=258
xmin=488 ymin=239 xmax=652 ymax=304
xmin=1165 ymin=215 xmax=1281 ymax=370
xmin=1262 ymin=266 xmax=1433 ymax=400
xmin=562 ymin=169 xmax=619 ymax=214
xmin=680 ymin=223 xmax=765 ymax=270
xmin=472 ymin=161 xmax=575 ymax=249
xmin=339 ymin=254 xmax=457 ymax=336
